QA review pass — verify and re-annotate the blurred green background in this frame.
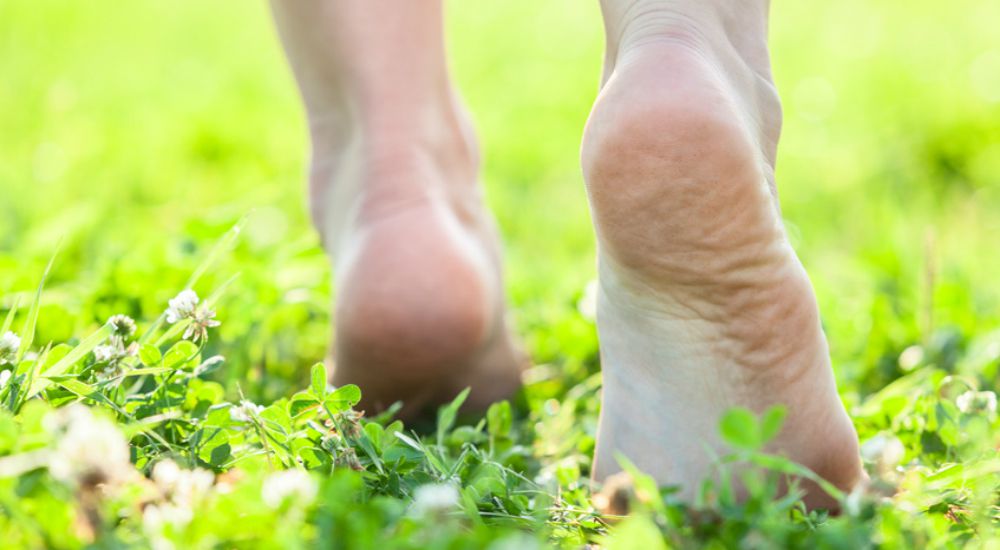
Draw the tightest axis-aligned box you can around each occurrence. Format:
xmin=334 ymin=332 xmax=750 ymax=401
xmin=1 ymin=0 xmax=999 ymax=404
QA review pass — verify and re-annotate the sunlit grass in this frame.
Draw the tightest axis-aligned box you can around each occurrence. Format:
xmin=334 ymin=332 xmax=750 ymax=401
xmin=0 ymin=0 xmax=998 ymax=547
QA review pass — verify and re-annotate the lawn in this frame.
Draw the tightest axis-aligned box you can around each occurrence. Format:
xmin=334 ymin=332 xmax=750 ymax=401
xmin=1 ymin=0 xmax=998 ymax=547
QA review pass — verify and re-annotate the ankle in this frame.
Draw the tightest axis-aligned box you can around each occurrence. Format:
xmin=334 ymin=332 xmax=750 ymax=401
xmin=600 ymin=7 xmax=782 ymax=153
xmin=308 ymin=95 xmax=479 ymax=180
xmin=306 ymin=98 xmax=480 ymax=243
xmin=601 ymin=1 xmax=772 ymax=79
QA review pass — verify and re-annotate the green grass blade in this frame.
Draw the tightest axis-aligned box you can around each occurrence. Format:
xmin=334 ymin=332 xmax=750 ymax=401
xmin=1 ymin=296 xmax=20 ymax=336
xmin=183 ymin=217 xmax=247 ymax=292
xmin=437 ymin=387 xmax=470 ymax=448
xmin=26 ymin=323 xmax=112 ymax=398
xmin=202 ymin=272 xmax=240 ymax=310
xmin=17 ymin=246 xmax=60 ymax=362
xmin=122 ymin=366 xmax=172 ymax=377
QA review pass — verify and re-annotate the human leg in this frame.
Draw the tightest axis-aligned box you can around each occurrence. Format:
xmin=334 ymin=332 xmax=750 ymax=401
xmin=270 ymin=0 xmax=523 ymax=416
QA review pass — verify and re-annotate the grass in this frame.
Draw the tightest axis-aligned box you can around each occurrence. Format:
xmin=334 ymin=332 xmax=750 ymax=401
xmin=1 ymin=0 xmax=999 ymax=547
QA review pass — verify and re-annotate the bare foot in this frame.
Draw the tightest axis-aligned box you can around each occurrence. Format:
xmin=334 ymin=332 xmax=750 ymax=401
xmin=320 ymin=132 xmax=525 ymax=417
xmin=582 ymin=7 xmax=863 ymax=507
xmin=270 ymin=1 xmax=524 ymax=418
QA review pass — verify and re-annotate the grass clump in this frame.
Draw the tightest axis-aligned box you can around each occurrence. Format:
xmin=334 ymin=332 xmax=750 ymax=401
xmin=0 ymin=232 xmax=997 ymax=548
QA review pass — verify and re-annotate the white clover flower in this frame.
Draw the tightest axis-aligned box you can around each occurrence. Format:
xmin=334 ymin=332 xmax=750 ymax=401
xmin=898 ymin=345 xmax=924 ymax=371
xmin=164 ymin=290 xmax=221 ymax=342
xmin=0 ymin=331 xmax=20 ymax=365
xmin=165 ymin=290 xmax=199 ymax=324
xmin=151 ymin=459 xmax=214 ymax=505
xmin=92 ymin=339 xmax=135 ymax=383
xmin=229 ymin=400 xmax=265 ymax=423
xmin=143 ymin=459 xmax=215 ymax=545
xmin=94 ymin=341 xmax=135 ymax=364
xmin=93 ymin=344 xmax=119 ymax=363
xmin=956 ymin=390 xmax=998 ymax=415
xmin=108 ymin=314 xmax=137 ymax=346
xmin=183 ymin=308 xmax=220 ymax=343
xmin=860 ymin=433 xmax=905 ymax=471
xmin=410 ymin=483 xmax=459 ymax=516
xmin=0 ymin=369 xmax=11 ymax=390
xmin=143 ymin=503 xmax=191 ymax=547
xmin=261 ymin=469 xmax=318 ymax=509
xmin=46 ymin=405 xmax=133 ymax=487
xmin=152 ymin=459 xmax=182 ymax=488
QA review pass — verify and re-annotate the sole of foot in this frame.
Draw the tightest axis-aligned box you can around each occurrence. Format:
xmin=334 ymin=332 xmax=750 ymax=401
xmin=582 ymin=34 xmax=863 ymax=509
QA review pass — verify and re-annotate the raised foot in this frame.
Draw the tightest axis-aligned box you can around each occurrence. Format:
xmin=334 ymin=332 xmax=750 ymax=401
xmin=316 ymin=144 xmax=524 ymax=419
xmin=582 ymin=41 xmax=862 ymax=508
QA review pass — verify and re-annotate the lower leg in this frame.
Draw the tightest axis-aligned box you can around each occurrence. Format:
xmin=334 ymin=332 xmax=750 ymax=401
xmin=584 ymin=0 xmax=862 ymax=506
xmin=270 ymin=1 xmax=476 ymax=244
xmin=270 ymin=0 xmax=523 ymax=416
